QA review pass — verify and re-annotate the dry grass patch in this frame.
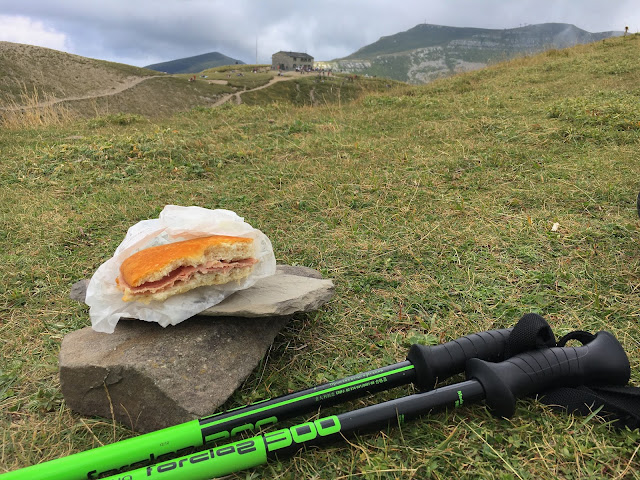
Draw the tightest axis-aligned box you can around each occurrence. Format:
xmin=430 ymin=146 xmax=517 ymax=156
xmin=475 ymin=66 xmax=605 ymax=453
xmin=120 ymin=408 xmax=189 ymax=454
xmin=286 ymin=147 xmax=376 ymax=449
xmin=1 ymin=83 xmax=77 ymax=129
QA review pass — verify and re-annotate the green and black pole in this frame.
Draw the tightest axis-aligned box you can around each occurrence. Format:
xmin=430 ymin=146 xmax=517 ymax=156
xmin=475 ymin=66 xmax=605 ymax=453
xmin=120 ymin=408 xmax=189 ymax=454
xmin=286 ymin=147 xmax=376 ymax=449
xmin=99 ymin=330 xmax=630 ymax=480
xmin=1 ymin=327 xmax=514 ymax=480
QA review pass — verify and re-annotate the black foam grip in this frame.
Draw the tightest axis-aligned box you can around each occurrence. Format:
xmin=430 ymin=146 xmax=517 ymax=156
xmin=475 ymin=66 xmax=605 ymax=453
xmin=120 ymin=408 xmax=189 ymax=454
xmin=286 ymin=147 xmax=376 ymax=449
xmin=466 ymin=331 xmax=631 ymax=418
xmin=407 ymin=328 xmax=512 ymax=391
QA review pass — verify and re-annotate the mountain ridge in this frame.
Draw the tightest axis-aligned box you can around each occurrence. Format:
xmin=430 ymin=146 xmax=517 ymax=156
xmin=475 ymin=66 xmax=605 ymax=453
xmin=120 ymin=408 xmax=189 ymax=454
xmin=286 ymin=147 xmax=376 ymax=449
xmin=323 ymin=22 xmax=623 ymax=83
xmin=145 ymin=51 xmax=244 ymax=74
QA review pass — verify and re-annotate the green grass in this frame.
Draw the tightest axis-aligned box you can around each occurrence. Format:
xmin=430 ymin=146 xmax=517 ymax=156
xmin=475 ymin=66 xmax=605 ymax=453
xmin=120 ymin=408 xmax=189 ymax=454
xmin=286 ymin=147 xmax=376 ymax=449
xmin=1 ymin=35 xmax=640 ymax=479
xmin=241 ymin=75 xmax=403 ymax=106
xmin=61 ymin=76 xmax=235 ymax=118
xmin=199 ymin=65 xmax=274 ymax=90
xmin=176 ymin=71 xmax=274 ymax=90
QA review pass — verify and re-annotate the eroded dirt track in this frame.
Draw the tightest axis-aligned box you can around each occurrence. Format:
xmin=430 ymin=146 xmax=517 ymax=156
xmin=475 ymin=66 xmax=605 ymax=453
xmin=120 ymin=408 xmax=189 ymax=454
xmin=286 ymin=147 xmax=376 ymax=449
xmin=211 ymin=74 xmax=297 ymax=106
xmin=2 ymin=73 xmax=298 ymax=111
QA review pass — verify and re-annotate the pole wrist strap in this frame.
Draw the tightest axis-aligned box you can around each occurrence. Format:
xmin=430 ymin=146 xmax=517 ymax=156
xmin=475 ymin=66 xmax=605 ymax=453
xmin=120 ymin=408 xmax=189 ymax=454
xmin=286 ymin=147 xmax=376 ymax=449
xmin=505 ymin=315 xmax=639 ymax=430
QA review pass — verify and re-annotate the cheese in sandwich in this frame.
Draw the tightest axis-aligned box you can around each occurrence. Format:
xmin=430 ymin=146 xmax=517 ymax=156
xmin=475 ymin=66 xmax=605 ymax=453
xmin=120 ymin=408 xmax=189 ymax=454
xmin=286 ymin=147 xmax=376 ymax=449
xmin=115 ymin=235 xmax=258 ymax=302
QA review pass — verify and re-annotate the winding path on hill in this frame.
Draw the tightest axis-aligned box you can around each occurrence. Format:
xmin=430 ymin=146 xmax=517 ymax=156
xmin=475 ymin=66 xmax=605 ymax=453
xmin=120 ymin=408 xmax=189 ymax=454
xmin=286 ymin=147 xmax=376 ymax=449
xmin=0 ymin=73 xmax=298 ymax=112
xmin=0 ymin=75 xmax=165 ymax=111
xmin=211 ymin=74 xmax=297 ymax=107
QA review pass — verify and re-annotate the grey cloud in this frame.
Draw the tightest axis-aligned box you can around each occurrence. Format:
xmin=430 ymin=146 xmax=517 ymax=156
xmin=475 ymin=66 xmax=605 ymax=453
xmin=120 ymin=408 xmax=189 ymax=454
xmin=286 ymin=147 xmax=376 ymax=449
xmin=0 ymin=0 xmax=637 ymax=66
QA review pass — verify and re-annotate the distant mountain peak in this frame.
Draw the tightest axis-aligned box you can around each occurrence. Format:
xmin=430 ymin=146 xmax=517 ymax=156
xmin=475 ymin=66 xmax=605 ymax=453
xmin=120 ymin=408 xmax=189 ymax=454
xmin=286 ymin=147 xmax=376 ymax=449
xmin=325 ymin=22 xmax=622 ymax=84
xmin=145 ymin=51 xmax=244 ymax=74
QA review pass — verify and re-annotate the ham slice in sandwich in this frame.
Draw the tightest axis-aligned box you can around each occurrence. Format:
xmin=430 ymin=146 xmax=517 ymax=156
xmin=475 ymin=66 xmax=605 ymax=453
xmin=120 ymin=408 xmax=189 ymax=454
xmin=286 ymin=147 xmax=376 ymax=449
xmin=116 ymin=235 xmax=258 ymax=302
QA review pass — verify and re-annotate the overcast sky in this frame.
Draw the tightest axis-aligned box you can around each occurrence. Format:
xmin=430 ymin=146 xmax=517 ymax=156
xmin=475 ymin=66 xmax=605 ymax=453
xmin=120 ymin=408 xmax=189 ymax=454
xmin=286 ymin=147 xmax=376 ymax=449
xmin=0 ymin=0 xmax=637 ymax=67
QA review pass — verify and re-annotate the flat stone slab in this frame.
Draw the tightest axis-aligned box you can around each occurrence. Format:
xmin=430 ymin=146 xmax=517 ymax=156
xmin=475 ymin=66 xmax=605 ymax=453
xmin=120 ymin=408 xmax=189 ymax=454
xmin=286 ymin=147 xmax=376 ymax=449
xmin=201 ymin=266 xmax=332 ymax=317
xmin=60 ymin=316 xmax=288 ymax=433
xmin=70 ymin=265 xmax=334 ymax=319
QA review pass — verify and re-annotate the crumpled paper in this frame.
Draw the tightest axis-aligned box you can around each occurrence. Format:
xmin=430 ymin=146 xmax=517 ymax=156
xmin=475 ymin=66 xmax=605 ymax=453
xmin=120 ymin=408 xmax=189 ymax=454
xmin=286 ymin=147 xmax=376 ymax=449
xmin=86 ymin=205 xmax=276 ymax=333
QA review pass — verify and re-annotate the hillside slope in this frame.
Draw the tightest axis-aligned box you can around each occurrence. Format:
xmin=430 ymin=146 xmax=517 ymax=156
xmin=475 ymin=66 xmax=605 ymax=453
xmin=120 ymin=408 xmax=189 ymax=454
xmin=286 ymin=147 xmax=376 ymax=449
xmin=0 ymin=32 xmax=639 ymax=480
xmin=145 ymin=51 xmax=244 ymax=73
xmin=0 ymin=43 xmax=396 ymax=121
xmin=0 ymin=42 xmax=158 ymax=103
xmin=0 ymin=42 xmax=239 ymax=118
xmin=322 ymin=23 xmax=622 ymax=83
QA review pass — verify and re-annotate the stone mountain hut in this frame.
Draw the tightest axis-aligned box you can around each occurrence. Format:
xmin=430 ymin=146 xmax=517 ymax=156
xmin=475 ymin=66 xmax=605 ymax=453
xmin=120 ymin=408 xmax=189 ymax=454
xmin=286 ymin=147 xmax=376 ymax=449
xmin=272 ymin=51 xmax=314 ymax=71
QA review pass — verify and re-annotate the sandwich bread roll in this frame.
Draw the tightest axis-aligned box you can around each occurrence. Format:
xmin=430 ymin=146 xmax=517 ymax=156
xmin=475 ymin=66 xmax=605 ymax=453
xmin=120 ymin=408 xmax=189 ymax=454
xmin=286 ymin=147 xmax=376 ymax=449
xmin=116 ymin=235 xmax=258 ymax=302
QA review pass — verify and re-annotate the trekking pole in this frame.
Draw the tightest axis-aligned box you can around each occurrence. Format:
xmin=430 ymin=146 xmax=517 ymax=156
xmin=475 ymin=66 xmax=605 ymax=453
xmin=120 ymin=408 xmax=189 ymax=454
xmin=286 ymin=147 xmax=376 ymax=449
xmin=101 ymin=330 xmax=630 ymax=480
xmin=1 ymin=326 xmax=515 ymax=480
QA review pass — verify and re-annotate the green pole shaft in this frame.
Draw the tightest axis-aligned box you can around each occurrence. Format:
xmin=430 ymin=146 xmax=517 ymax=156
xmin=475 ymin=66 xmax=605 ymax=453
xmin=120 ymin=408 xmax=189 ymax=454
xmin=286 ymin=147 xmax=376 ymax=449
xmin=101 ymin=381 xmax=482 ymax=480
xmin=0 ymin=420 xmax=204 ymax=480
xmin=102 ymin=435 xmax=270 ymax=480
xmin=0 ymin=363 xmax=413 ymax=480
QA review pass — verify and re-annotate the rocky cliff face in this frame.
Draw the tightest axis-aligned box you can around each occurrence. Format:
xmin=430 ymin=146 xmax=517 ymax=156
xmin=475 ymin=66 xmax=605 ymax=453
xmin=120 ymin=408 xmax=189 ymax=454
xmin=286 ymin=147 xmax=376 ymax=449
xmin=320 ymin=23 xmax=622 ymax=84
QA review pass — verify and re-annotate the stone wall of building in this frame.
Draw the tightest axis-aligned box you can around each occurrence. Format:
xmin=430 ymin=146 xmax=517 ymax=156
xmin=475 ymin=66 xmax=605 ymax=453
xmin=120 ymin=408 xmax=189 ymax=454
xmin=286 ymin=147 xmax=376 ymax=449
xmin=272 ymin=51 xmax=314 ymax=70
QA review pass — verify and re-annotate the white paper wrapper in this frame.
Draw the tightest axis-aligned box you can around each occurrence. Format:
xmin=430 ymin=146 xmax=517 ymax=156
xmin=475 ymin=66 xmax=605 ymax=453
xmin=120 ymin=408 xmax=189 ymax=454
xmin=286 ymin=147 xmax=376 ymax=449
xmin=86 ymin=205 xmax=276 ymax=333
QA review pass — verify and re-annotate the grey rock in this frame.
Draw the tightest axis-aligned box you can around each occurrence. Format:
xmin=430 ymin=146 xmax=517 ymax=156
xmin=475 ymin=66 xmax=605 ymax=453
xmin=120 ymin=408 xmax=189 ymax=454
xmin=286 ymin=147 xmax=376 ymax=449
xmin=199 ymin=269 xmax=334 ymax=317
xmin=59 ymin=316 xmax=288 ymax=433
xmin=274 ymin=264 xmax=324 ymax=279
xmin=70 ymin=279 xmax=90 ymax=302
xmin=61 ymin=265 xmax=334 ymax=432
xmin=70 ymin=265 xmax=334 ymax=318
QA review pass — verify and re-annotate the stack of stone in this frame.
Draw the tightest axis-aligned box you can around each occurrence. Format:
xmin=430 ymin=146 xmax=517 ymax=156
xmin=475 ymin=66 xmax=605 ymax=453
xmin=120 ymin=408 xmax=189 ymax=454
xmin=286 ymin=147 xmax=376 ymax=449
xmin=62 ymin=265 xmax=334 ymax=432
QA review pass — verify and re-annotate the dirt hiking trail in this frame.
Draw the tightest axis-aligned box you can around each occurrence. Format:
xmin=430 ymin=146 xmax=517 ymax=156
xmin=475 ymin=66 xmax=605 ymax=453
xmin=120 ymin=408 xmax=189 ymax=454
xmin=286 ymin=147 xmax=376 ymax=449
xmin=211 ymin=74 xmax=296 ymax=106
xmin=0 ymin=75 xmax=164 ymax=111
xmin=1 ymin=73 xmax=298 ymax=111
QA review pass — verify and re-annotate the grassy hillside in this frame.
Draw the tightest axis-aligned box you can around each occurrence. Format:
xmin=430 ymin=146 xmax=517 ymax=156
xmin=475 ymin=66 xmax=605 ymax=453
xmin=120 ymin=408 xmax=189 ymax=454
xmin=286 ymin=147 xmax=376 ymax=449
xmin=0 ymin=42 xmax=158 ymax=102
xmin=144 ymin=51 xmax=244 ymax=74
xmin=0 ymin=42 xmax=237 ymax=119
xmin=1 ymin=34 xmax=639 ymax=479
xmin=0 ymin=44 xmax=386 ymax=122
xmin=241 ymin=75 xmax=404 ymax=107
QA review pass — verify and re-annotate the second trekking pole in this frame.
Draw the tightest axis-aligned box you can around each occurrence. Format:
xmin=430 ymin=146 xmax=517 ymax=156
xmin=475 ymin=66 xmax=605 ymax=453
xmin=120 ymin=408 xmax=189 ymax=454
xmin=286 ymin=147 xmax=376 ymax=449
xmin=101 ymin=330 xmax=630 ymax=480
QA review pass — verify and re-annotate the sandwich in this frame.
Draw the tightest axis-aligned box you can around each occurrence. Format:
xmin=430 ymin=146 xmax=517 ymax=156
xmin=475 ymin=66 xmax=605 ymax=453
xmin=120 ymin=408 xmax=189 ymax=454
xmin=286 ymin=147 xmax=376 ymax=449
xmin=115 ymin=235 xmax=258 ymax=302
